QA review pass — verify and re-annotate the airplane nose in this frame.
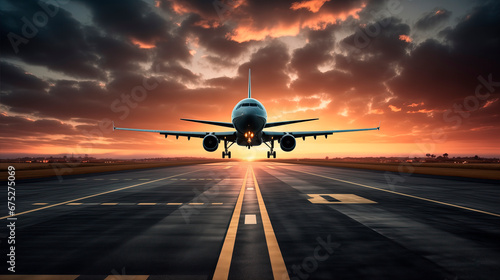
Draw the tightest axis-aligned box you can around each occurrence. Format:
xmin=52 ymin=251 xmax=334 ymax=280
xmin=235 ymin=114 xmax=265 ymax=133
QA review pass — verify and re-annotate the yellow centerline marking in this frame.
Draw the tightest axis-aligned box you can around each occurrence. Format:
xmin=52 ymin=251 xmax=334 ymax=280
xmin=101 ymin=203 xmax=118 ymax=206
xmin=33 ymin=203 xmax=48 ymax=205
xmin=212 ymin=167 xmax=249 ymax=280
xmin=0 ymin=169 xmax=201 ymax=220
xmin=295 ymin=169 xmax=500 ymax=218
xmin=251 ymin=166 xmax=290 ymax=280
xmin=167 ymin=203 xmax=183 ymax=205
xmin=104 ymin=275 xmax=149 ymax=280
xmin=138 ymin=203 xmax=157 ymax=205
xmin=67 ymin=203 xmax=83 ymax=206
xmin=267 ymin=166 xmax=275 ymax=169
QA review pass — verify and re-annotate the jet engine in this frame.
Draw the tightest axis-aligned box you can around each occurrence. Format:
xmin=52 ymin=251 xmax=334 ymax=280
xmin=280 ymin=134 xmax=296 ymax=152
xmin=203 ymin=134 xmax=219 ymax=152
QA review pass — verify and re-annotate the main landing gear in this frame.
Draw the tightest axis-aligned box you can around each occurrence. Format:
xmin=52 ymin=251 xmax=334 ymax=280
xmin=222 ymin=140 xmax=234 ymax=158
xmin=265 ymin=140 xmax=277 ymax=158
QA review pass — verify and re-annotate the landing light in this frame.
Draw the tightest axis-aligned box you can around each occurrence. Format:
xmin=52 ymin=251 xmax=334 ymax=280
xmin=245 ymin=131 xmax=254 ymax=139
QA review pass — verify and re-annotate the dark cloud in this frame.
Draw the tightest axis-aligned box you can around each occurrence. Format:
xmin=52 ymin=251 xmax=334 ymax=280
xmin=442 ymin=2 xmax=500 ymax=65
xmin=289 ymin=17 xmax=410 ymax=103
xmin=157 ymin=0 xmax=221 ymax=20
xmin=341 ymin=17 xmax=411 ymax=62
xmin=76 ymin=0 xmax=169 ymax=43
xmin=237 ymin=40 xmax=291 ymax=98
xmin=389 ymin=1 xmax=500 ymax=109
xmin=179 ymin=13 xmax=251 ymax=59
xmin=86 ymin=28 xmax=150 ymax=72
xmin=415 ymin=8 xmax=451 ymax=31
xmin=291 ymin=25 xmax=337 ymax=74
xmin=0 ymin=1 xmax=106 ymax=80
xmin=0 ymin=61 xmax=49 ymax=91
xmin=0 ymin=114 xmax=77 ymax=137
xmin=154 ymin=35 xmax=192 ymax=64
xmin=153 ymin=62 xmax=201 ymax=83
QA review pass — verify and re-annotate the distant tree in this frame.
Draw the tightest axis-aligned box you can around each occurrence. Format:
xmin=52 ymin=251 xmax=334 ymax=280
xmin=325 ymin=156 xmax=329 ymax=160
xmin=431 ymin=154 xmax=436 ymax=158
xmin=443 ymin=153 xmax=449 ymax=158
xmin=426 ymin=153 xmax=431 ymax=158
xmin=474 ymin=155 xmax=479 ymax=160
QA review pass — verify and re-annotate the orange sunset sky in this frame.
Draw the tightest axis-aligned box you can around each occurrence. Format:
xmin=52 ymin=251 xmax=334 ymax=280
xmin=1 ymin=0 xmax=499 ymax=159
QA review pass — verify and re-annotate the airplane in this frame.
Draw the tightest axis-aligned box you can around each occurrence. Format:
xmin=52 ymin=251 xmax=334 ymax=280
xmin=113 ymin=69 xmax=380 ymax=158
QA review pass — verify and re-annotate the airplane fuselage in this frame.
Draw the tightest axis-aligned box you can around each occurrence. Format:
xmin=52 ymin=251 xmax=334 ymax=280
xmin=231 ymin=98 xmax=267 ymax=147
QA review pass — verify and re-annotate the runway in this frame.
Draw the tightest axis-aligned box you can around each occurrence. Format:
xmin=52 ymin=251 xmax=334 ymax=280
xmin=1 ymin=162 xmax=499 ymax=280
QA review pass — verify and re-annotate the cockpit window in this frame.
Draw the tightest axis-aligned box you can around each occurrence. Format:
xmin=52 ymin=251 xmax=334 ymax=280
xmin=238 ymin=102 xmax=263 ymax=109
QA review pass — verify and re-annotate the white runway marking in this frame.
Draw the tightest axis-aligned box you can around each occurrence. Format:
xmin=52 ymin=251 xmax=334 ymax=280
xmin=245 ymin=214 xmax=257 ymax=224
xmin=307 ymin=194 xmax=377 ymax=204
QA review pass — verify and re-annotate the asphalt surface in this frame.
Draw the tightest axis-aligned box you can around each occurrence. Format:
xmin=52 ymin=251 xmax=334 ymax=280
xmin=0 ymin=162 xmax=499 ymax=280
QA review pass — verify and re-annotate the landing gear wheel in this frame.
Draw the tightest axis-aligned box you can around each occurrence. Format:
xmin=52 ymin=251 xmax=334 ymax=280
xmin=222 ymin=151 xmax=226 ymax=158
xmin=228 ymin=151 xmax=231 ymax=159
xmin=265 ymin=140 xmax=276 ymax=159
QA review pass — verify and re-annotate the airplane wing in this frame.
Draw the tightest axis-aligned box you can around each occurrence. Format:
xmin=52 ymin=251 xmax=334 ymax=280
xmin=113 ymin=123 xmax=236 ymax=141
xmin=262 ymin=124 xmax=380 ymax=141
xmin=180 ymin=118 xmax=234 ymax=128
xmin=265 ymin=118 xmax=318 ymax=128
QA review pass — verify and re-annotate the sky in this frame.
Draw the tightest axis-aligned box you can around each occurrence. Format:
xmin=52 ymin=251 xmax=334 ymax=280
xmin=1 ymin=0 xmax=499 ymax=159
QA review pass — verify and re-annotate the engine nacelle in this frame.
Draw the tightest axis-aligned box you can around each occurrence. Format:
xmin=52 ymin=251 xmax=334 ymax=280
xmin=280 ymin=134 xmax=296 ymax=152
xmin=203 ymin=134 xmax=219 ymax=152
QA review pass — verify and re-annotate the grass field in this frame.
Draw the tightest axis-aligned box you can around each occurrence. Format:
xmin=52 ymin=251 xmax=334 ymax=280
xmin=0 ymin=160 xmax=224 ymax=181
xmin=269 ymin=159 xmax=500 ymax=180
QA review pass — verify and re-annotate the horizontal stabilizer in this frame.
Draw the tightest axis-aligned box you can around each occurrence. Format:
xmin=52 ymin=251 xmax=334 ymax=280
xmin=181 ymin=118 xmax=234 ymax=128
xmin=265 ymin=118 xmax=318 ymax=128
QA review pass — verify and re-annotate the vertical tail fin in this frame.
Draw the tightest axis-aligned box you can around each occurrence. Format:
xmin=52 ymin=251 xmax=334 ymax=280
xmin=248 ymin=68 xmax=251 ymax=99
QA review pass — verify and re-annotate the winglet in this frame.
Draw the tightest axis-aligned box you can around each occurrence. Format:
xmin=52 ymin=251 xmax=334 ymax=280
xmin=112 ymin=121 xmax=115 ymax=131
xmin=248 ymin=68 xmax=251 ymax=99
xmin=377 ymin=121 xmax=381 ymax=130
